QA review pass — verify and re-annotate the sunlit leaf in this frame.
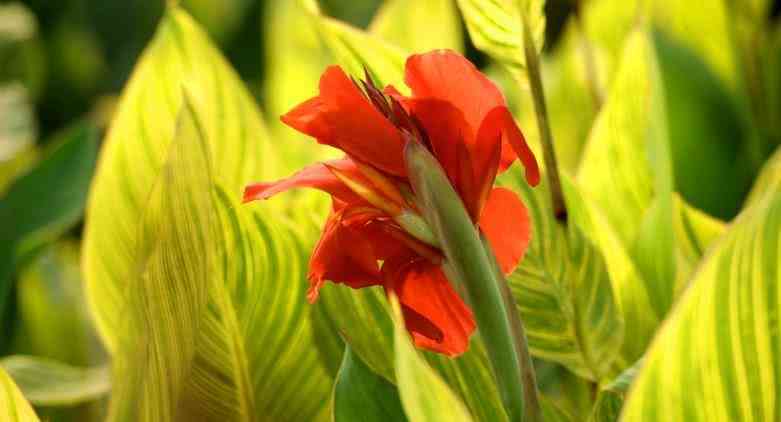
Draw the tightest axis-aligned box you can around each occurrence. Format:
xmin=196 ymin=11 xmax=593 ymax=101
xmin=369 ymin=0 xmax=463 ymax=53
xmin=181 ymin=0 xmax=253 ymax=44
xmin=82 ymin=5 xmax=274 ymax=356
xmin=0 ymin=83 xmax=35 ymax=163
xmin=1 ymin=356 xmax=109 ymax=406
xmin=302 ymin=0 xmax=406 ymax=88
xmin=333 ymin=346 xmax=407 ymax=422
xmin=391 ymin=297 xmax=475 ymax=422
xmin=0 ymin=365 xmax=39 ymax=422
xmin=621 ymin=192 xmax=781 ymax=421
xmin=455 ymin=0 xmax=545 ymax=83
xmin=500 ymin=170 xmax=624 ymax=381
xmin=83 ymin=8 xmax=331 ymax=422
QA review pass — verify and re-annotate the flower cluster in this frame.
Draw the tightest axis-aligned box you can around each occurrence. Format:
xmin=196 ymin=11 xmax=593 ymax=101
xmin=244 ymin=50 xmax=538 ymax=356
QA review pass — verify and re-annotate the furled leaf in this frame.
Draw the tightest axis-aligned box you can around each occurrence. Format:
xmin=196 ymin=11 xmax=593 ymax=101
xmin=0 ymin=365 xmax=39 ymax=422
xmin=391 ymin=297 xmax=475 ymax=422
xmin=0 ymin=123 xmax=97 ymax=341
xmin=455 ymin=0 xmax=545 ymax=83
xmin=1 ymin=356 xmax=109 ymax=406
xmin=83 ymin=8 xmax=330 ymax=422
xmin=82 ymin=4 xmax=273 ymax=357
xmin=587 ymin=360 xmax=641 ymax=422
xmin=621 ymin=192 xmax=781 ymax=421
xmin=369 ymin=0 xmax=463 ymax=53
xmin=577 ymin=30 xmax=676 ymax=319
xmin=333 ymin=346 xmax=407 ymax=422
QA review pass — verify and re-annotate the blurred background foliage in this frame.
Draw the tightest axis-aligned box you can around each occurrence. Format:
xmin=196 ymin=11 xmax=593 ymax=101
xmin=0 ymin=0 xmax=780 ymax=420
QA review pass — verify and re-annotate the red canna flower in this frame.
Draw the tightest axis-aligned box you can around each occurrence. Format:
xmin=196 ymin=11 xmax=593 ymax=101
xmin=244 ymin=50 xmax=539 ymax=357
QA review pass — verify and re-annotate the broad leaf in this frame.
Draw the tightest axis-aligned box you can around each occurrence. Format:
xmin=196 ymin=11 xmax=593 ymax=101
xmin=1 ymin=356 xmax=109 ymax=406
xmin=369 ymin=0 xmax=463 ymax=53
xmin=391 ymin=297 xmax=475 ymax=422
xmin=455 ymin=0 xmax=545 ymax=83
xmin=0 ymin=123 xmax=96 ymax=340
xmin=621 ymin=192 xmax=781 ymax=421
xmin=82 ymin=5 xmax=273 ymax=356
xmin=333 ymin=346 xmax=407 ymax=422
xmin=83 ymin=8 xmax=330 ymax=421
xmin=0 ymin=365 xmax=39 ymax=422
xmin=500 ymin=170 xmax=625 ymax=381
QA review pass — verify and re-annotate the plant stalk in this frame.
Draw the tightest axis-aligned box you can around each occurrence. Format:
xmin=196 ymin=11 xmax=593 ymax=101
xmin=405 ymin=140 xmax=541 ymax=422
xmin=521 ymin=11 xmax=567 ymax=222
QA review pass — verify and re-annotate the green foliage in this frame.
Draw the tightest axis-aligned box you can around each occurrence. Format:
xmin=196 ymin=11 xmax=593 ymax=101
xmin=622 ymin=191 xmax=781 ymax=421
xmin=455 ymin=0 xmax=546 ymax=83
xmin=333 ymin=346 xmax=407 ymax=422
xmin=0 ymin=356 xmax=109 ymax=406
xmin=0 ymin=124 xmax=97 ymax=347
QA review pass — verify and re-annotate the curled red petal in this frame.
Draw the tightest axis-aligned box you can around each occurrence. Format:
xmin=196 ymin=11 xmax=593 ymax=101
xmin=243 ymin=159 xmax=365 ymax=205
xmin=282 ymin=66 xmax=407 ymax=176
xmin=486 ymin=106 xmax=540 ymax=186
xmin=383 ymin=255 xmax=476 ymax=356
xmin=479 ymin=187 xmax=532 ymax=275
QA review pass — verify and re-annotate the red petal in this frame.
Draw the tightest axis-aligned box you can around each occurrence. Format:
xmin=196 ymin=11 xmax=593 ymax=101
xmin=405 ymin=50 xmax=504 ymax=140
xmin=243 ymin=159 xmax=363 ymax=204
xmin=405 ymin=98 xmax=478 ymax=214
xmin=307 ymin=210 xmax=383 ymax=302
xmin=383 ymin=256 xmax=476 ymax=356
xmin=479 ymin=188 xmax=532 ymax=275
xmin=482 ymin=106 xmax=540 ymax=186
xmin=282 ymin=66 xmax=407 ymax=176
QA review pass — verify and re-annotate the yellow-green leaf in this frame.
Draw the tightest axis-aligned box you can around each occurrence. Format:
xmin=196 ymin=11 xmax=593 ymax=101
xmin=1 ymin=356 xmax=109 ymax=406
xmin=455 ymin=0 xmax=545 ymax=83
xmin=745 ymin=146 xmax=781 ymax=208
xmin=0 ymin=365 xmax=39 ymax=422
xmin=369 ymin=0 xmax=463 ymax=53
xmin=621 ymin=191 xmax=781 ymax=421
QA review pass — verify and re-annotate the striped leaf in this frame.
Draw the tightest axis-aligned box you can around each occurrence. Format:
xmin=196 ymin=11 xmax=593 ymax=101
xmin=455 ymin=0 xmax=545 ymax=83
xmin=587 ymin=360 xmax=641 ymax=422
xmin=83 ymin=8 xmax=330 ymax=421
xmin=621 ymin=191 xmax=781 ymax=421
xmin=745 ymin=146 xmax=781 ymax=208
xmin=0 ymin=365 xmax=39 ymax=422
xmin=1 ymin=356 xmax=109 ymax=406
xmin=500 ymin=170 xmax=624 ymax=381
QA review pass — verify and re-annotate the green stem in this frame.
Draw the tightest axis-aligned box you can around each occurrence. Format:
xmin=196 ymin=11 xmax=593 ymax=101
xmin=406 ymin=140 xmax=541 ymax=422
xmin=521 ymin=11 xmax=567 ymax=222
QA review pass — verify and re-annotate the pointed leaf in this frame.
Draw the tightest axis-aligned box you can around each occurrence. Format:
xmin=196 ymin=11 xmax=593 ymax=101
xmin=455 ymin=0 xmax=545 ymax=83
xmin=1 ymin=356 xmax=109 ymax=406
xmin=333 ymin=346 xmax=407 ymax=422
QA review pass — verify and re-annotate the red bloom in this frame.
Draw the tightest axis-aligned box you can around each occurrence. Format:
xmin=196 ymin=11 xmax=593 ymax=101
xmin=244 ymin=50 xmax=539 ymax=356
